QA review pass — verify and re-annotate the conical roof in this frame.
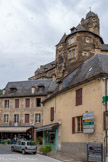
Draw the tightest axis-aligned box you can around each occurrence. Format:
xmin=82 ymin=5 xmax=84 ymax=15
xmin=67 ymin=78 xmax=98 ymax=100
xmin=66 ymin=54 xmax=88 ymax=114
xmin=86 ymin=11 xmax=98 ymax=19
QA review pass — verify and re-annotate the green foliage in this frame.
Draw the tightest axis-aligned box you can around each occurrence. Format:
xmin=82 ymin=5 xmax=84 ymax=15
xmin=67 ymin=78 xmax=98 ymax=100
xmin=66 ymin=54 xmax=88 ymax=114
xmin=27 ymin=141 xmax=36 ymax=146
xmin=39 ymin=145 xmax=52 ymax=155
xmin=2 ymin=140 xmax=7 ymax=145
xmin=37 ymin=136 xmax=43 ymax=144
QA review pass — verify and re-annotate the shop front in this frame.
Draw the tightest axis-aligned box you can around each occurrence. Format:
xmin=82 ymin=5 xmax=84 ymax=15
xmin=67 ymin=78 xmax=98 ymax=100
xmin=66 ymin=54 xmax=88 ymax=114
xmin=36 ymin=122 xmax=60 ymax=150
xmin=0 ymin=126 xmax=35 ymax=143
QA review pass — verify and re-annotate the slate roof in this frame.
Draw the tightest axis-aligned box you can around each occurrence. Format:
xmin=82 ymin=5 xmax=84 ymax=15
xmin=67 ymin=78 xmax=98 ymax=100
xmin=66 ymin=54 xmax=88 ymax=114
xmin=59 ymin=54 xmax=108 ymax=91
xmin=35 ymin=61 xmax=55 ymax=73
xmin=43 ymin=54 xmax=108 ymax=102
xmin=76 ymin=24 xmax=86 ymax=31
xmin=59 ymin=33 xmax=67 ymax=44
xmin=86 ymin=11 xmax=98 ymax=19
xmin=101 ymin=44 xmax=108 ymax=51
xmin=0 ymin=78 xmax=58 ymax=98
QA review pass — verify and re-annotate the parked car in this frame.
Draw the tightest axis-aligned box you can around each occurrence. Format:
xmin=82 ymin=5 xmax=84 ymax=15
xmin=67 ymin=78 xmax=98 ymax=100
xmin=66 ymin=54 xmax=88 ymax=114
xmin=11 ymin=140 xmax=37 ymax=154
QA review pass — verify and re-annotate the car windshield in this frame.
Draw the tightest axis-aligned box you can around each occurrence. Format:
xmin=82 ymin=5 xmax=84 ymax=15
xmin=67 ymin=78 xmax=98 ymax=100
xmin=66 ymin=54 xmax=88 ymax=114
xmin=27 ymin=141 xmax=36 ymax=146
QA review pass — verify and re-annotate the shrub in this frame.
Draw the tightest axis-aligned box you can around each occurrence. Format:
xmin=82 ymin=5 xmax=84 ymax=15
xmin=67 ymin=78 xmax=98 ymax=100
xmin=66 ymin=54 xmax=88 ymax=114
xmin=39 ymin=145 xmax=52 ymax=155
xmin=37 ymin=136 xmax=43 ymax=144
xmin=2 ymin=140 xmax=7 ymax=145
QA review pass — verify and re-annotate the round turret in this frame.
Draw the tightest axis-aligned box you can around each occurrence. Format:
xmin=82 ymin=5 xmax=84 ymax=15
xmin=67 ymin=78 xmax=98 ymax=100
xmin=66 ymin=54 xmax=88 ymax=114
xmin=86 ymin=11 xmax=98 ymax=19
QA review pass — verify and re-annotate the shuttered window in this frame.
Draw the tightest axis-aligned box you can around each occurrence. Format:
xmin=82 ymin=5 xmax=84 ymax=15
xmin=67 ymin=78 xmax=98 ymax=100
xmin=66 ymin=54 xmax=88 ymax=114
xmin=72 ymin=117 xmax=75 ymax=134
xmin=15 ymin=99 xmax=19 ymax=108
xmin=77 ymin=116 xmax=82 ymax=132
xmin=25 ymin=114 xmax=29 ymax=123
xmin=76 ymin=88 xmax=82 ymax=106
xmin=25 ymin=99 xmax=30 ymax=108
xmin=72 ymin=116 xmax=83 ymax=134
xmin=50 ymin=107 xmax=54 ymax=121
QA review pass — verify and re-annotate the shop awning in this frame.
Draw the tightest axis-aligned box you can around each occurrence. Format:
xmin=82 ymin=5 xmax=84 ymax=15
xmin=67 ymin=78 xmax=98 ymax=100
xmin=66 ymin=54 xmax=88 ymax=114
xmin=36 ymin=122 xmax=61 ymax=132
xmin=0 ymin=126 xmax=33 ymax=133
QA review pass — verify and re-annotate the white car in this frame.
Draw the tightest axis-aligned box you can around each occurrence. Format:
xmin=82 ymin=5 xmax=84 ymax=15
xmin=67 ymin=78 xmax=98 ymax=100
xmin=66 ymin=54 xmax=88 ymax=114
xmin=11 ymin=140 xmax=37 ymax=154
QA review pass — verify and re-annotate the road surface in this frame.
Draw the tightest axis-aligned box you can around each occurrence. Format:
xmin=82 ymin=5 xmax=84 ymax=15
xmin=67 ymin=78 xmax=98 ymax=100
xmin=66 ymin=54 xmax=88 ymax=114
xmin=0 ymin=145 xmax=62 ymax=162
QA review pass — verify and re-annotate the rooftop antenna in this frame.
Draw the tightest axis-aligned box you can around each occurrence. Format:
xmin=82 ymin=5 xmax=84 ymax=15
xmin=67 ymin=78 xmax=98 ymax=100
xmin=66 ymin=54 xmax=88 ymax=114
xmin=89 ymin=7 xmax=91 ymax=12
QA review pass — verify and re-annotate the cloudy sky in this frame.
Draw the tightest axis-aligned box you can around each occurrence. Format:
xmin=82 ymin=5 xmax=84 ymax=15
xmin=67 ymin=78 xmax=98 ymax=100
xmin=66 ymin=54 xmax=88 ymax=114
xmin=0 ymin=0 xmax=108 ymax=88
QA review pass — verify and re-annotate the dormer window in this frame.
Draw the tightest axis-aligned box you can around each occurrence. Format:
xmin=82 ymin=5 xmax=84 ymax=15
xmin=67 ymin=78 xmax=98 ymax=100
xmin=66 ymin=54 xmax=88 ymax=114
xmin=71 ymin=37 xmax=74 ymax=44
xmin=52 ymin=64 xmax=55 ymax=67
xmin=44 ymin=68 xmax=48 ymax=71
xmin=37 ymin=85 xmax=45 ymax=92
xmin=10 ymin=87 xmax=17 ymax=93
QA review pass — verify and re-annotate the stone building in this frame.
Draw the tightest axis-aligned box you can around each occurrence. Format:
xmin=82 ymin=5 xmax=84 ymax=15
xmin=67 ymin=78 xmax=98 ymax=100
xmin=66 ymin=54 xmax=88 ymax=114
xmin=36 ymin=54 xmax=108 ymax=161
xmin=29 ymin=11 xmax=108 ymax=80
xmin=0 ymin=78 xmax=58 ymax=140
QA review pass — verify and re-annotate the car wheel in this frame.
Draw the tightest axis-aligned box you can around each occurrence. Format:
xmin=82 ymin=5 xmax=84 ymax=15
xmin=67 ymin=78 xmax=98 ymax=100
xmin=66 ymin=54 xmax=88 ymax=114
xmin=33 ymin=152 xmax=36 ymax=154
xmin=22 ymin=150 xmax=25 ymax=155
xmin=11 ymin=147 xmax=14 ymax=152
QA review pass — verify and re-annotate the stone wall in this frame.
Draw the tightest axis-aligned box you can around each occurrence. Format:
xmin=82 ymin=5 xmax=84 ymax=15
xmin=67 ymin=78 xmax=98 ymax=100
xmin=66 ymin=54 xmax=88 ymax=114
xmin=0 ymin=96 xmax=45 ymax=127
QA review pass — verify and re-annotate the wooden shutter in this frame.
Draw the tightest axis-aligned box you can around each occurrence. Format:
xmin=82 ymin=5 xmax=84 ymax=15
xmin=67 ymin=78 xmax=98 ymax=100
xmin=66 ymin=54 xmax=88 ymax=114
xmin=76 ymin=88 xmax=82 ymax=106
xmin=39 ymin=114 xmax=41 ymax=122
xmin=15 ymin=99 xmax=19 ymax=108
xmin=50 ymin=107 xmax=54 ymax=121
xmin=72 ymin=117 xmax=75 ymax=134
xmin=26 ymin=99 xmax=30 ymax=107
xmin=25 ymin=114 xmax=29 ymax=123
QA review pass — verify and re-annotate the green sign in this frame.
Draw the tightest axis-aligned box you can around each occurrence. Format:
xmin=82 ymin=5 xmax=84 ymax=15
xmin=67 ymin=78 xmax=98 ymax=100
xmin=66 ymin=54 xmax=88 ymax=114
xmin=83 ymin=122 xmax=94 ymax=125
xmin=102 ymin=96 xmax=108 ymax=103
xmin=0 ymin=90 xmax=2 ymax=95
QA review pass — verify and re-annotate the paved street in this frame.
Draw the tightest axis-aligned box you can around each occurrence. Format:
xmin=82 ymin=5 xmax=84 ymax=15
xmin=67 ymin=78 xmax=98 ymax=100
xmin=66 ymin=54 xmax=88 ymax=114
xmin=0 ymin=145 xmax=62 ymax=162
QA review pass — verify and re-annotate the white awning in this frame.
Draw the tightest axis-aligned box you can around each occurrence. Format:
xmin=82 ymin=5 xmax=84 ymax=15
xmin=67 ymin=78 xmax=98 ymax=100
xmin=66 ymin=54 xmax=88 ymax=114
xmin=36 ymin=122 xmax=60 ymax=132
xmin=0 ymin=127 xmax=33 ymax=133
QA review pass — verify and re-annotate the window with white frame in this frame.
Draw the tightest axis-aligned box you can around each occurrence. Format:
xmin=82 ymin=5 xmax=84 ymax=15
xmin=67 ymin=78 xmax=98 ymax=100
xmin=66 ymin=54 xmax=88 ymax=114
xmin=5 ymin=100 xmax=9 ymax=108
xmin=4 ymin=114 xmax=8 ymax=123
xmin=35 ymin=114 xmax=41 ymax=123
xmin=14 ymin=114 xmax=19 ymax=123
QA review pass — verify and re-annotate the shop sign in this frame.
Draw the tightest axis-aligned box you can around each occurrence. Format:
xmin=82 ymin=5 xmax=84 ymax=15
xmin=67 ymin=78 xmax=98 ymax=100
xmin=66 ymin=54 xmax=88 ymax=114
xmin=87 ymin=144 xmax=103 ymax=162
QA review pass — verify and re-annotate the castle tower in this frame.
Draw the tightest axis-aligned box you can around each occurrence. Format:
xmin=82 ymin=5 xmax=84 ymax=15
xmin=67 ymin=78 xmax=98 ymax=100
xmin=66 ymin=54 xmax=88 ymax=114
xmin=81 ymin=11 xmax=100 ymax=35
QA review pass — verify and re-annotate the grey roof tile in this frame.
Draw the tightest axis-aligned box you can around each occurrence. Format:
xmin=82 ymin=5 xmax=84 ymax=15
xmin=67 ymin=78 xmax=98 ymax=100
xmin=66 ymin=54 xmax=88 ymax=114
xmin=59 ymin=54 xmax=108 ymax=91
xmin=101 ymin=44 xmax=108 ymax=51
xmin=0 ymin=78 xmax=58 ymax=98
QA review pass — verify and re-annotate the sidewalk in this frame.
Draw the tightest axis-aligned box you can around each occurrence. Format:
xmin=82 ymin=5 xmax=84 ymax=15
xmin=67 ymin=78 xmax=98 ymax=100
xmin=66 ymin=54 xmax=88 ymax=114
xmin=37 ymin=147 xmax=83 ymax=162
xmin=47 ymin=151 xmax=83 ymax=162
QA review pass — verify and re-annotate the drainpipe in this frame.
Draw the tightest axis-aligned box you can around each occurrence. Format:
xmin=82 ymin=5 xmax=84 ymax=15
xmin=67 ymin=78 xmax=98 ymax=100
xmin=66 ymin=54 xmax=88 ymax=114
xmin=105 ymin=78 xmax=107 ymax=155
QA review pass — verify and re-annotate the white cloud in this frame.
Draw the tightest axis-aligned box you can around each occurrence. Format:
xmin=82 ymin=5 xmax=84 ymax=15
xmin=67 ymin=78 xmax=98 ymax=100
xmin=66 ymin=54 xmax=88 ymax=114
xmin=0 ymin=0 xmax=108 ymax=88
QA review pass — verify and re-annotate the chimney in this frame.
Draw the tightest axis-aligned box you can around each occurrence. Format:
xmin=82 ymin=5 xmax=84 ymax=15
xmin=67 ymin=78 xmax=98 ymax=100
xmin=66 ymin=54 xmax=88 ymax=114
xmin=31 ymin=85 xmax=35 ymax=94
xmin=3 ymin=89 xmax=5 ymax=95
xmin=52 ymin=74 xmax=56 ymax=81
